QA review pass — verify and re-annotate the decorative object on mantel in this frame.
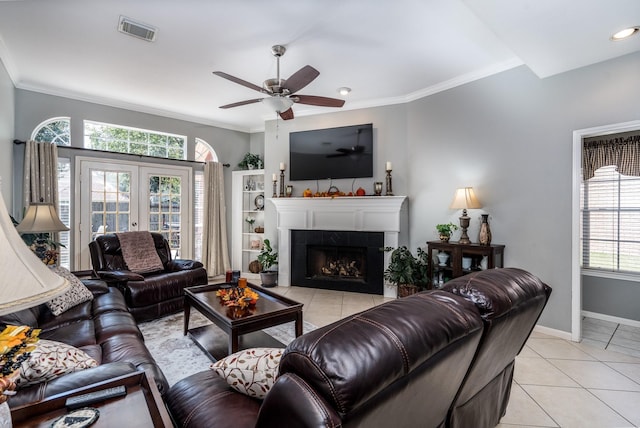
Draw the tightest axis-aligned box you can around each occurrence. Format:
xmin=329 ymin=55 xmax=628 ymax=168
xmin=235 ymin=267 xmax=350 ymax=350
xmin=374 ymin=182 xmax=383 ymax=196
xmin=286 ymin=185 xmax=293 ymax=197
xmin=385 ymin=161 xmax=394 ymax=196
xmin=279 ymin=162 xmax=286 ymax=197
xmin=479 ymin=214 xmax=492 ymax=246
xmin=257 ymin=239 xmax=278 ymax=287
xmin=272 ymin=173 xmax=278 ymax=198
xmin=383 ymin=246 xmax=430 ymax=297
xmin=238 ymin=153 xmax=263 ymax=170
xmin=436 ymin=223 xmax=458 ymax=243
xmin=449 ymin=187 xmax=482 ymax=244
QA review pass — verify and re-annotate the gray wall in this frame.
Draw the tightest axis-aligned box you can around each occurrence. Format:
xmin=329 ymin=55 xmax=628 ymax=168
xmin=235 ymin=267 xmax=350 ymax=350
xmin=263 ymin=52 xmax=640 ymax=334
xmin=583 ymin=276 xmax=639 ymax=321
xmin=0 ymin=58 xmax=15 ymax=208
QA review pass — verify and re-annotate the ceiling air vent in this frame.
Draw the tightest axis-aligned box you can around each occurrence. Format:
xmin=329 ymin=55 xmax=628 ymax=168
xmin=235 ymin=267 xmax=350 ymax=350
xmin=118 ymin=16 xmax=156 ymax=42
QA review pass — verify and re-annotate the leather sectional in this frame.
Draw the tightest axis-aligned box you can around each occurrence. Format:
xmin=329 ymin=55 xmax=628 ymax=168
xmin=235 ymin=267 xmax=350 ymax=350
xmin=166 ymin=268 xmax=551 ymax=428
xmin=0 ymin=279 xmax=169 ymax=408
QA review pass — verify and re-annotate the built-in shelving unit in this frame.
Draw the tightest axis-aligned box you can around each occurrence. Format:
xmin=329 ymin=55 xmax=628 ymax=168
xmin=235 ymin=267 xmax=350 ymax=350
xmin=231 ymin=169 xmax=265 ymax=278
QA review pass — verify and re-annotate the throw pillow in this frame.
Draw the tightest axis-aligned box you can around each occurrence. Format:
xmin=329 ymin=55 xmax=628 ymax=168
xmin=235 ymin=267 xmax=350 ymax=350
xmin=16 ymin=339 xmax=98 ymax=388
xmin=46 ymin=266 xmax=94 ymax=316
xmin=210 ymin=347 xmax=283 ymax=399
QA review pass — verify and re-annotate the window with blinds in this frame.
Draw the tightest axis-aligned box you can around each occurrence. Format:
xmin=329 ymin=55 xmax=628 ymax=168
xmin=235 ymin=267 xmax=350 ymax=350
xmin=580 ymin=165 xmax=640 ymax=274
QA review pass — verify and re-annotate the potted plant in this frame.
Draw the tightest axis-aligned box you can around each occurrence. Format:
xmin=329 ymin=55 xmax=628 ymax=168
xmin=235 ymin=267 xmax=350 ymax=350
xmin=383 ymin=246 xmax=427 ymax=297
xmin=436 ymin=223 xmax=458 ymax=242
xmin=257 ymin=238 xmax=278 ymax=287
xmin=238 ymin=153 xmax=263 ymax=170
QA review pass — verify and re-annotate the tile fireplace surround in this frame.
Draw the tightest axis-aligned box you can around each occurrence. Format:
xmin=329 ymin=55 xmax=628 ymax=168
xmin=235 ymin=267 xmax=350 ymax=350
xmin=270 ymin=196 xmax=408 ymax=298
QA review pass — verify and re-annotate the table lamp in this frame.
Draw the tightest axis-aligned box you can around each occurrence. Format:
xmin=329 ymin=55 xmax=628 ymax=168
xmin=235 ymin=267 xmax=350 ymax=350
xmin=16 ymin=200 xmax=69 ymax=266
xmin=0 ymin=190 xmax=70 ymax=315
xmin=449 ymin=187 xmax=482 ymax=244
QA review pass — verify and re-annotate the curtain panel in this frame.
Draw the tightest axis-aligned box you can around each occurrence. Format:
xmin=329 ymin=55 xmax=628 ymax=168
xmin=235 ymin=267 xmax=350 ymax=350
xmin=582 ymin=134 xmax=640 ymax=180
xmin=22 ymin=140 xmax=59 ymax=209
xmin=201 ymin=161 xmax=230 ymax=277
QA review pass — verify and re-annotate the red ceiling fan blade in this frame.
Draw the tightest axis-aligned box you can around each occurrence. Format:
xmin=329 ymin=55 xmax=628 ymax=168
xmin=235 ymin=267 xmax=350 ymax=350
xmin=283 ymin=65 xmax=319 ymax=94
xmin=219 ymin=98 xmax=264 ymax=109
xmin=294 ymin=95 xmax=345 ymax=108
xmin=213 ymin=71 xmax=266 ymax=94
xmin=279 ymin=108 xmax=295 ymax=120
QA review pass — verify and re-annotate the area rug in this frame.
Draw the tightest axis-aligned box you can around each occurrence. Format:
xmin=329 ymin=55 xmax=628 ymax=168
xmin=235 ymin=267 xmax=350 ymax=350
xmin=138 ymin=311 xmax=317 ymax=386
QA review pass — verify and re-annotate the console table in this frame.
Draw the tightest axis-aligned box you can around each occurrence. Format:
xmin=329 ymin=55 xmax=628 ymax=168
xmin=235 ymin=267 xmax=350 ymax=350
xmin=427 ymin=241 xmax=505 ymax=287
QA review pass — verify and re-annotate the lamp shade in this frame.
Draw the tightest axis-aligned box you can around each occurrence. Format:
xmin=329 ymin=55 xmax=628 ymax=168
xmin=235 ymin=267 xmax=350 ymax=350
xmin=16 ymin=202 xmax=69 ymax=233
xmin=0 ymin=193 xmax=69 ymax=315
xmin=449 ymin=187 xmax=482 ymax=210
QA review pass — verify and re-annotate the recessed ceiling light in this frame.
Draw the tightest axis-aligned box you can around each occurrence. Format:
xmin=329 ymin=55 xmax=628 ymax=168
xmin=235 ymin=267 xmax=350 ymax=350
xmin=611 ymin=27 xmax=639 ymax=41
xmin=338 ymin=87 xmax=351 ymax=96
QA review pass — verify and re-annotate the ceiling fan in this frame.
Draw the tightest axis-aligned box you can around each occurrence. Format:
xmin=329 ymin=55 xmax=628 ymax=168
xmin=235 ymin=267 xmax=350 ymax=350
xmin=213 ymin=45 xmax=345 ymax=120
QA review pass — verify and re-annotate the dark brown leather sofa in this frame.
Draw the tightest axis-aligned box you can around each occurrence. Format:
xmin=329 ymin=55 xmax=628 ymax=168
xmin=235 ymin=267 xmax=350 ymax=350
xmin=0 ymin=279 xmax=169 ymax=408
xmin=89 ymin=232 xmax=208 ymax=322
xmin=166 ymin=268 xmax=551 ymax=428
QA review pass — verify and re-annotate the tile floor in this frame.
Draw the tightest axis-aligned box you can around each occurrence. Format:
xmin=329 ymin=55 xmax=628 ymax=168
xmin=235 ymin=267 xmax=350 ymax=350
xmin=271 ymin=285 xmax=640 ymax=428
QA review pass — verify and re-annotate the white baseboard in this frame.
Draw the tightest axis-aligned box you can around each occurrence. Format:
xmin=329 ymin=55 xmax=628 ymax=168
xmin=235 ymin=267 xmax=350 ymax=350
xmin=533 ymin=324 xmax=573 ymax=341
xmin=582 ymin=310 xmax=640 ymax=328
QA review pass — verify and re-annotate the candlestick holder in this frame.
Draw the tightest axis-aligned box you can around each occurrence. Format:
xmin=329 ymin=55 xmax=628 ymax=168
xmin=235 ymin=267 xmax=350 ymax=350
xmin=385 ymin=170 xmax=394 ymax=196
xmin=279 ymin=169 xmax=285 ymax=197
xmin=272 ymin=179 xmax=278 ymax=198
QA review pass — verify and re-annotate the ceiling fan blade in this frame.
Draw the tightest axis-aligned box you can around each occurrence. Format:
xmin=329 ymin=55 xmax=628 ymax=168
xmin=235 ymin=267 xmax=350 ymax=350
xmin=294 ymin=95 xmax=345 ymax=108
xmin=279 ymin=108 xmax=295 ymax=120
xmin=219 ymin=98 xmax=264 ymax=109
xmin=213 ymin=71 xmax=266 ymax=94
xmin=283 ymin=65 xmax=319 ymax=94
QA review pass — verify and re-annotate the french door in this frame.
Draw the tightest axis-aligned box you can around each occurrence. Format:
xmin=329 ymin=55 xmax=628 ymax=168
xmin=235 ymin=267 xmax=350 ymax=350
xmin=76 ymin=158 xmax=191 ymax=270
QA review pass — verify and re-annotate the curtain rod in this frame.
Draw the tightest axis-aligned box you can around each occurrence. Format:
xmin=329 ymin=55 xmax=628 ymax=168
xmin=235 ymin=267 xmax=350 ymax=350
xmin=13 ymin=140 xmax=230 ymax=167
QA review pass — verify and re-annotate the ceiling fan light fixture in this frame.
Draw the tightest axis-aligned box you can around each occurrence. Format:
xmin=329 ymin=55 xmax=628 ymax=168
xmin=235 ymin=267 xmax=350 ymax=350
xmin=262 ymin=96 xmax=294 ymax=113
xmin=338 ymin=87 xmax=351 ymax=96
xmin=611 ymin=27 xmax=639 ymax=41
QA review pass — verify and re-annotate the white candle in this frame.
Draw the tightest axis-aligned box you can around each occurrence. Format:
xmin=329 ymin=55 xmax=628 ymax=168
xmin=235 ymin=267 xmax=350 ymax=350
xmin=272 ymin=173 xmax=277 ymax=181
xmin=280 ymin=162 xmax=286 ymax=170
xmin=386 ymin=161 xmax=392 ymax=171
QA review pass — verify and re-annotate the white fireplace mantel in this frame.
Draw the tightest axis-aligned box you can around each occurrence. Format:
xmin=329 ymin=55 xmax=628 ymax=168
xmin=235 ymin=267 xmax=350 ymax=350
xmin=270 ymin=196 xmax=408 ymax=298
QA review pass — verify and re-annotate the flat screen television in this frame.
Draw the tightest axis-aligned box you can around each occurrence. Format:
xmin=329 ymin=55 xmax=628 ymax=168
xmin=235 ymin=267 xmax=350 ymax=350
xmin=289 ymin=123 xmax=373 ymax=181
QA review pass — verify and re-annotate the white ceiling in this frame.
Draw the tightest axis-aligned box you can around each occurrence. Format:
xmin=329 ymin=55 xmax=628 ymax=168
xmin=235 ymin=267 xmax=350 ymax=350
xmin=0 ymin=0 xmax=638 ymax=132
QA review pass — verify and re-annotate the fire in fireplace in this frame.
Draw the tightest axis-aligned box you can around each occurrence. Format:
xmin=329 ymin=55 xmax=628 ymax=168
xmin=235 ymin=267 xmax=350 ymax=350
xmin=307 ymin=245 xmax=366 ymax=282
xmin=291 ymin=230 xmax=384 ymax=294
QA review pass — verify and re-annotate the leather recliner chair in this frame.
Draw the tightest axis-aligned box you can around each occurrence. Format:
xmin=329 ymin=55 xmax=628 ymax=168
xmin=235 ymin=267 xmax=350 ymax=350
xmin=89 ymin=232 xmax=208 ymax=322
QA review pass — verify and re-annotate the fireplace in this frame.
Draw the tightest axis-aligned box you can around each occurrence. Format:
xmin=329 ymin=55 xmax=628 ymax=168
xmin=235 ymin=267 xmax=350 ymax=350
xmin=270 ymin=196 xmax=408 ymax=298
xmin=291 ymin=230 xmax=384 ymax=294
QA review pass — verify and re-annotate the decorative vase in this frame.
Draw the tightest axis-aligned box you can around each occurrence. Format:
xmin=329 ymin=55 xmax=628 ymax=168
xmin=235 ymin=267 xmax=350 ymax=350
xmin=398 ymin=283 xmax=418 ymax=298
xmin=479 ymin=214 xmax=492 ymax=246
xmin=439 ymin=234 xmax=450 ymax=243
xmin=437 ymin=252 xmax=450 ymax=266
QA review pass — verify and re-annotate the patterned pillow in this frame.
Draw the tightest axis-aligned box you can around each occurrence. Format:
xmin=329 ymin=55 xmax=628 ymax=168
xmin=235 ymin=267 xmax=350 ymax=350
xmin=16 ymin=339 xmax=98 ymax=388
xmin=46 ymin=266 xmax=93 ymax=316
xmin=210 ymin=347 xmax=283 ymax=399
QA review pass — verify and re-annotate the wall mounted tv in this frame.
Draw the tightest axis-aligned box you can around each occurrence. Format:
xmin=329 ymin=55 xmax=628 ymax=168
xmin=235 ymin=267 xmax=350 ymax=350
xmin=289 ymin=123 xmax=373 ymax=181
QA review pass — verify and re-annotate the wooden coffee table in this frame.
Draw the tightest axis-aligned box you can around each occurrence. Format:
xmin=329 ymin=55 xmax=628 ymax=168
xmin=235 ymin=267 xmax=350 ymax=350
xmin=184 ymin=282 xmax=303 ymax=361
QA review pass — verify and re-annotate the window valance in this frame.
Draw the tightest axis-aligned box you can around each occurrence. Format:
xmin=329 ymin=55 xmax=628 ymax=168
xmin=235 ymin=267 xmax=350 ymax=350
xmin=582 ymin=134 xmax=640 ymax=180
